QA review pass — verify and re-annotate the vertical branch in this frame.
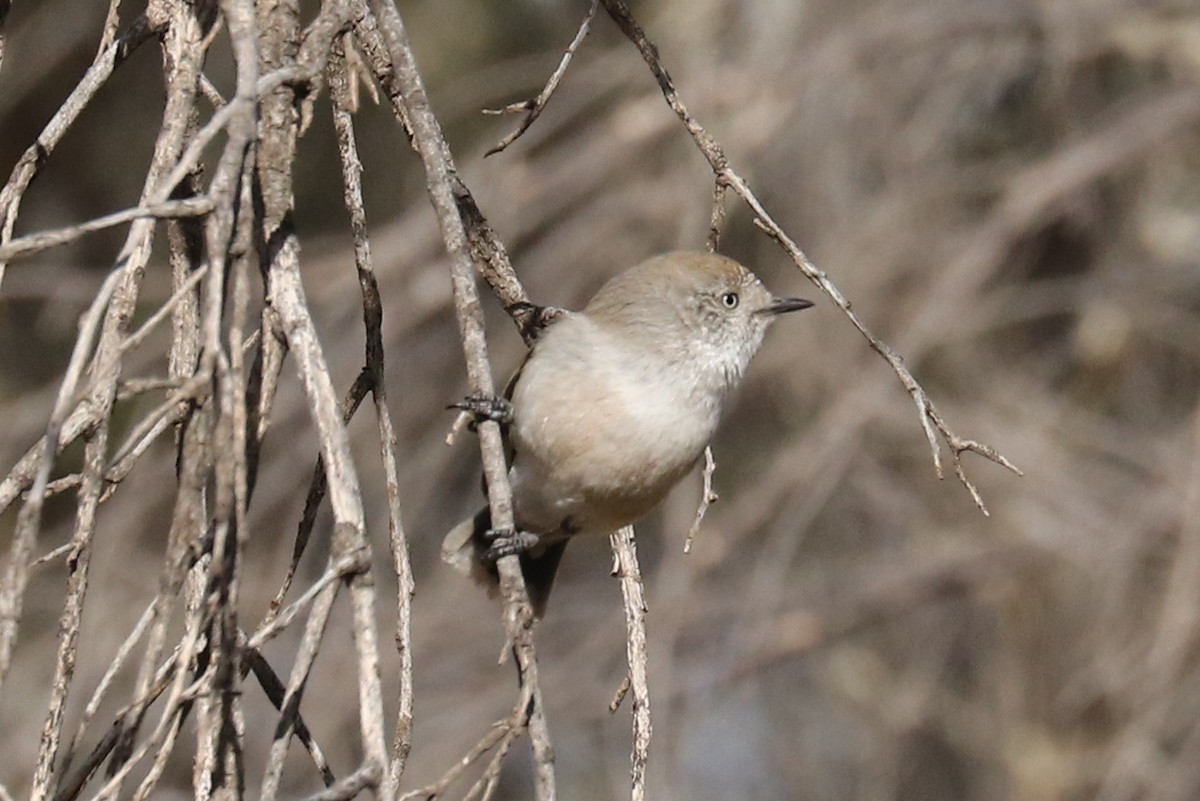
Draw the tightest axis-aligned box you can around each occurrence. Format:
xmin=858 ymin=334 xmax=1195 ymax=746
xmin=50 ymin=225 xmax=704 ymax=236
xmin=252 ymin=0 xmax=392 ymax=795
xmin=609 ymin=527 xmax=651 ymax=801
xmin=683 ymin=446 xmax=717 ymax=554
xmin=705 ymin=177 xmax=726 ymax=252
xmin=328 ymin=35 xmax=415 ymax=792
xmin=361 ymin=2 xmax=557 ymax=798
xmin=0 ymin=0 xmax=10 ymax=76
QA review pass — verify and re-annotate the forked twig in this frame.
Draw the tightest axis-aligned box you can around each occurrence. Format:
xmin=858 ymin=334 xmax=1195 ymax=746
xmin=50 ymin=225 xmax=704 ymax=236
xmin=483 ymin=0 xmax=598 ymax=156
xmin=598 ymin=0 xmax=1022 ymax=514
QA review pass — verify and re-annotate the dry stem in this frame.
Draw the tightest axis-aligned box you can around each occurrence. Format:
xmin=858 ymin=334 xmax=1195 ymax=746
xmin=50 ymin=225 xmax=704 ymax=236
xmin=598 ymin=0 xmax=1021 ymax=514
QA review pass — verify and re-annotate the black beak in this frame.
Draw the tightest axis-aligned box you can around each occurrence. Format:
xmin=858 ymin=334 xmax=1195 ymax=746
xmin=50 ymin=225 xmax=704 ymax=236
xmin=758 ymin=297 xmax=814 ymax=315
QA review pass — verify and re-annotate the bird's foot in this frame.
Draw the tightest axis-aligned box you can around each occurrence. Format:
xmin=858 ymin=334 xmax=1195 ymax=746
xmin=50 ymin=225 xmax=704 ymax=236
xmin=448 ymin=392 xmax=514 ymax=430
xmin=506 ymin=302 xmax=568 ymax=344
xmin=482 ymin=527 xmax=540 ymax=562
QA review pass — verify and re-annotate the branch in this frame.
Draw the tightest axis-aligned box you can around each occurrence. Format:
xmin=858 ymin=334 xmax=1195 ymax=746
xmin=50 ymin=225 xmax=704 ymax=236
xmin=399 ymin=688 xmax=530 ymax=801
xmin=302 ymin=762 xmax=381 ymax=801
xmin=598 ymin=0 xmax=1022 ymax=514
xmin=328 ymin=36 xmax=416 ymax=792
xmin=0 ymin=198 xmax=213 ymax=263
xmin=609 ymin=527 xmax=651 ymax=801
xmin=250 ymin=2 xmax=392 ymax=799
xmin=683 ymin=446 xmax=717 ymax=554
xmin=0 ymin=14 xmax=157 ymax=289
xmin=361 ymin=2 xmax=557 ymax=798
xmin=482 ymin=0 xmax=597 ymax=156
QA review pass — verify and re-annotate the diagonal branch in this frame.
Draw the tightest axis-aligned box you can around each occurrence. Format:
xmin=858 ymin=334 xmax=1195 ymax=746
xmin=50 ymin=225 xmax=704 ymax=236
xmin=597 ymin=0 xmax=1021 ymax=514
xmin=0 ymin=14 xmax=157 ymax=289
xmin=482 ymin=0 xmax=598 ymax=157
xmin=0 ymin=198 xmax=213 ymax=263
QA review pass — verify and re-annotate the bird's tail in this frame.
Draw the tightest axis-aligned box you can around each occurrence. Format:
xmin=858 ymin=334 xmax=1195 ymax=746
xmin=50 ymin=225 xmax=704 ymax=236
xmin=441 ymin=507 xmax=568 ymax=618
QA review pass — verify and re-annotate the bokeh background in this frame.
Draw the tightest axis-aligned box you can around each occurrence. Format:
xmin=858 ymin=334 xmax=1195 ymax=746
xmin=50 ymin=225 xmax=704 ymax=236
xmin=3 ymin=0 xmax=1200 ymax=799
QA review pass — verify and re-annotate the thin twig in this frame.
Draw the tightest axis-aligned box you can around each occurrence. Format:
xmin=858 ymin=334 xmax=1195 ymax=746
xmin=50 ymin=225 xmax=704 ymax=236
xmin=0 ymin=197 xmax=212 ymax=263
xmin=399 ymin=697 xmax=528 ymax=801
xmin=706 ymin=176 xmax=727 ymax=253
xmin=609 ymin=526 xmax=651 ymax=801
xmin=243 ymin=643 xmax=337 ymax=787
xmin=94 ymin=0 xmax=123 ymax=58
xmin=683 ymin=446 xmax=718 ymax=554
xmin=261 ymin=370 xmax=372 ymax=630
xmin=598 ymin=0 xmax=1021 ymax=514
xmin=0 ymin=14 xmax=157 ymax=290
xmin=301 ymin=762 xmax=381 ymax=801
xmin=56 ymin=601 xmax=155 ymax=782
xmin=483 ymin=0 xmax=598 ymax=156
xmin=247 ymin=559 xmax=356 ymax=651
xmin=362 ymin=2 xmax=557 ymax=798
xmin=608 ymin=675 xmax=631 ymax=714
xmin=398 ymin=723 xmax=511 ymax=801
xmin=0 ymin=268 xmax=120 ymax=701
xmin=329 ymin=35 xmax=415 ymax=793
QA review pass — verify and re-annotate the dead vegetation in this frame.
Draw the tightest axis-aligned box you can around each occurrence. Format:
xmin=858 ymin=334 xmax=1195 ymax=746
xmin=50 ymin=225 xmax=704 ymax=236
xmin=1 ymin=0 xmax=1199 ymax=800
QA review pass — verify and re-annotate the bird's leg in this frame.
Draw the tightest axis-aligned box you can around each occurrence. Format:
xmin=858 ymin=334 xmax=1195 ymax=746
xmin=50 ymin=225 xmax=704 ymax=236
xmin=448 ymin=392 xmax=514 ymax=430
xmin=482 ymin=527 xmax=541 ymax=562
xmin=506 ymin=301 xmax=569 ymax=344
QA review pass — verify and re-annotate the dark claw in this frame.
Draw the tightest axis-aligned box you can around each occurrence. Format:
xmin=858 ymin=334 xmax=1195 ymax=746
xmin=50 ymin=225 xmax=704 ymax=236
xmin=449 ymin=392 xmax=514 ymax=430
xmin=506 ymin=302 xmax=568 ymax=345
xmin=482 ymin=527 xmax=540 ymax=562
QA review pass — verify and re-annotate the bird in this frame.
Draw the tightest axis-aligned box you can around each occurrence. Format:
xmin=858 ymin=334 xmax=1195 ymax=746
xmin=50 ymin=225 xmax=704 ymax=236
xmin=443 ymin=251 xmax=812 ymax=616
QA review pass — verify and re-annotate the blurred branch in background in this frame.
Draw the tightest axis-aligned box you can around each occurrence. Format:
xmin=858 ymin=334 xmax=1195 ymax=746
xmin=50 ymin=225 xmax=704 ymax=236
xmin=0 ymin=1 xmax=1199 ymax=801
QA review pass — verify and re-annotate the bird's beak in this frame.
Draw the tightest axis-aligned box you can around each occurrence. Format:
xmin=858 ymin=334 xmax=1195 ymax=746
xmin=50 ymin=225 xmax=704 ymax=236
xmin=758 ymin=297 xmax=814 ymax=316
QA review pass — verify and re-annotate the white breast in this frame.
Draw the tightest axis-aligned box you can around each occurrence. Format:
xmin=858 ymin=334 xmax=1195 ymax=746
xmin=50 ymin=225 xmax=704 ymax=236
xmin=508 ymin=316 xmax=721 ymax=535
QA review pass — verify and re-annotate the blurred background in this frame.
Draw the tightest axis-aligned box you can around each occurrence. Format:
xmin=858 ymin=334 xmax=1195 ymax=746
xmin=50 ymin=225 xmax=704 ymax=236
xmin=3 ymin=0 xmax=1200 ymax=799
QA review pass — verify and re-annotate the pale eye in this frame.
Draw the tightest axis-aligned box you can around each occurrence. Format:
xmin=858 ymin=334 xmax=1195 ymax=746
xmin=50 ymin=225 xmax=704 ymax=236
xmin=721 ymin=292 xmax=739 ymax=309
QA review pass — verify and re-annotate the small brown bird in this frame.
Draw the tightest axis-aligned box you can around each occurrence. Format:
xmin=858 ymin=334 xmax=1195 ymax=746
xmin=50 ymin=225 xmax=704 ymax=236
xmin=444 ymin=251 xmax=812 ymax=615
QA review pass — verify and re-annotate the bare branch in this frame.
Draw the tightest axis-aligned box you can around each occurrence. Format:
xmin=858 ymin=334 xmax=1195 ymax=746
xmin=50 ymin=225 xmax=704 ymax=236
xmin=483 ymin=0 xmax=598 ymax=156
xmin=0 ymin=14 xmax=157 ymax=289
xmin=328 ymin=36 xmax=415 ymax=793
xmin=361 ymin=2 xmax=557 ymax=797
xmin=609 ymin=526 xmax=651 ymax=801
xmin=683 ymin=446 xmax=717 ymax=554
xmin=598 ymin=0 xmax=1021 ymax=513
xmin=0 ymin=198 xmax=213 ymax=263
xmin=94 ymin=0 xmax=123 ymax=58
xmin=302 ymin=762 xmax=382 ymax=801
xmin=399 ymin=690 xmax=530 ymax=801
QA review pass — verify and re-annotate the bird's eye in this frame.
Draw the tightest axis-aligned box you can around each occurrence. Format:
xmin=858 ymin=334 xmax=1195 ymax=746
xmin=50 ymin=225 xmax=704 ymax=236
xmin=721 ymin=292 xmax=739 ymax=309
